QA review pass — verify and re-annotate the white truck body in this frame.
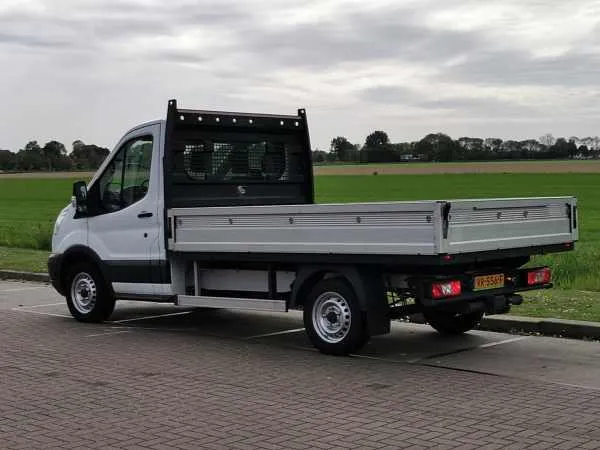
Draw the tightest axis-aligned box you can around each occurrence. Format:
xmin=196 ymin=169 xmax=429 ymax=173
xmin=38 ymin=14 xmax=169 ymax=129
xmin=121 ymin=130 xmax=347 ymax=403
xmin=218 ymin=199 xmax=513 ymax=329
xmin=49 ymin=100 xmax=578 ymax=355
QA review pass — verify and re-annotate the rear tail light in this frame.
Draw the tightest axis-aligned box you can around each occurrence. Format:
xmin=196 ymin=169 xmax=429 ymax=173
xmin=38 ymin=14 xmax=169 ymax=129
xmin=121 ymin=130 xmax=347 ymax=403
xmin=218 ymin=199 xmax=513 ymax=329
xmin=431 ymin=280 xmax=462 ymax=299
xmin=527 ymin=268 xmax=552 ymax=286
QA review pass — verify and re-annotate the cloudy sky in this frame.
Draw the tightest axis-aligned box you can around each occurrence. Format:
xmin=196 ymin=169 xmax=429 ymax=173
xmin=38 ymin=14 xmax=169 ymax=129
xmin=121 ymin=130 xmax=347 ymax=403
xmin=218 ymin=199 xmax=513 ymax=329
xmin=0 ymin=0 xmax=599 ymax=152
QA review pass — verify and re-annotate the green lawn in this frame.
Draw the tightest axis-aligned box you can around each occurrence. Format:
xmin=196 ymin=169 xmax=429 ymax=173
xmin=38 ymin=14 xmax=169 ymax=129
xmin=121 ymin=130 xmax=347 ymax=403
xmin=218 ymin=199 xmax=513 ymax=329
xmin=0 ymin=246 xmax=49 ymax=273
xmin=0 ymin=177 xmax=81 ymax=249
xmin=316 ymin=173 xmax=600 ymax=291
xmin=1 ymin=171 xmax=600 ymax=322
xmin=1 ymin=172 xmax=599 ymax=290
xmin=518 ymin=289 xmax=600 ymax=322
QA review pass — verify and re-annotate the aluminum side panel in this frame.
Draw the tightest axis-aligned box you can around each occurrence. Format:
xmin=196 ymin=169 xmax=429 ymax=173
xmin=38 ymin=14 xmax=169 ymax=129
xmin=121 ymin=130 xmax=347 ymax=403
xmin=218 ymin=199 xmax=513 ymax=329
xmin=169 ymin=202 xmax=440 ymax=255
xmin=167 ymin=197 xmax=577 ymax=257
xmin=443 ymin=197 xmax=577 ymax=254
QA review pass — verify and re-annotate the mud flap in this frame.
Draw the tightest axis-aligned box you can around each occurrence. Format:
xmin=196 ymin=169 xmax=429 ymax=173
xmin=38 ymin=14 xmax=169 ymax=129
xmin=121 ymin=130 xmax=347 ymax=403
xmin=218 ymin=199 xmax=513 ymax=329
xmin=353 ymin=268 xmax=390 ymax=336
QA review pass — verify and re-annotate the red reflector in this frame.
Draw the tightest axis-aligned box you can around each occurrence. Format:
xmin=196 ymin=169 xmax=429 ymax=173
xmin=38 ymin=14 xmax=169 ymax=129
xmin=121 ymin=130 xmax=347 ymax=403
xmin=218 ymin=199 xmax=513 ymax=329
xmin=431 ymin=280 xmax=462 ymax=299
xmin=527 ymin=268 xmax=552 ymax=286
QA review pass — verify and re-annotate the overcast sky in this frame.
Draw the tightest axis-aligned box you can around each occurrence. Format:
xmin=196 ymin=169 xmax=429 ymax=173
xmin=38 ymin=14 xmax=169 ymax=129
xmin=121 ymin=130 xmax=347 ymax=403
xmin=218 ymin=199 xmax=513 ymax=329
xmin=0 ymin=0 xmax=599 ymax=152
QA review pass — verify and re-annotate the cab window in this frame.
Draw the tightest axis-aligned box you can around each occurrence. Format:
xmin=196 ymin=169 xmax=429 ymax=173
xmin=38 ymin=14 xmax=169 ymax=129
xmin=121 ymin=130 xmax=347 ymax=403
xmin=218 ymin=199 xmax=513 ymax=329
xmin=98 ymin=137 xmax=153 ymax=213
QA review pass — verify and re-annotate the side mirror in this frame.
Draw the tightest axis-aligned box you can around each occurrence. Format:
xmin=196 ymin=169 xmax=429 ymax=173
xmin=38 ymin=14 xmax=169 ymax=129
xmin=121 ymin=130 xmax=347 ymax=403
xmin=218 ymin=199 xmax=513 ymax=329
xmin=72 ymin=181 xmax=88 ymax=214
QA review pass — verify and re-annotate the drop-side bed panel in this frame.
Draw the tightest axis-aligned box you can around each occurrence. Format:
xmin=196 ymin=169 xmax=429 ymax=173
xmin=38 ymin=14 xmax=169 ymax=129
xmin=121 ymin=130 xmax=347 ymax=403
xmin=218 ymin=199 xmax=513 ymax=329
xmin=442 ymin=197 xmax=578 ymax=254
xmin=167 ymin=197 xmax=578 ymax=257
xmin=168 ymin=202 xmax=442 ymax=255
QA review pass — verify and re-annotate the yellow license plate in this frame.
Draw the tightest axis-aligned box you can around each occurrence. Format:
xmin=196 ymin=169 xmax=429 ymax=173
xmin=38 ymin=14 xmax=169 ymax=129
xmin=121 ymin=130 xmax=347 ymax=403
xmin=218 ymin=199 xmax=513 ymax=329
xmin=474 ymin=274 xmax=505 ymax=291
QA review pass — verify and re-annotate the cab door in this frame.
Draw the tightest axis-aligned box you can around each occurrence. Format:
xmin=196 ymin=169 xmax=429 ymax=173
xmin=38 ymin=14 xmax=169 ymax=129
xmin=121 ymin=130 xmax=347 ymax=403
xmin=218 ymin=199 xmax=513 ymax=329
xmin=86 ymin=123 xmax=161 ymax=296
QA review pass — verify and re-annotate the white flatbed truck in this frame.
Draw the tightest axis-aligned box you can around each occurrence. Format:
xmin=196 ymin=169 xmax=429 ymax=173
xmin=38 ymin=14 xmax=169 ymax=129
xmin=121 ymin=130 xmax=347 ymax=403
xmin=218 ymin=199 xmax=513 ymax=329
xmin=49 ymin=100 xmax=578 ymax=355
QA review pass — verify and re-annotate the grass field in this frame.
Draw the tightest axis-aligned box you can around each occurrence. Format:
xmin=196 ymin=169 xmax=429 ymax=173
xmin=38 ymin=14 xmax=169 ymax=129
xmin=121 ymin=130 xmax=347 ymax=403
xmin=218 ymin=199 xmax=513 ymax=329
xmin=1 ymin=164 xmax=600 ymax=322
xmin=0 ymin=246 xmax=49 ymax=273
xmin=0 ymin=177 xmax=82 ymax=249
xmin=315 ymin=173 xmax=600 ymax=291
xmin=1 ymin=167 xmax=599 ymax=291
xmin=314 ymin=160 xmax=600 ymax=175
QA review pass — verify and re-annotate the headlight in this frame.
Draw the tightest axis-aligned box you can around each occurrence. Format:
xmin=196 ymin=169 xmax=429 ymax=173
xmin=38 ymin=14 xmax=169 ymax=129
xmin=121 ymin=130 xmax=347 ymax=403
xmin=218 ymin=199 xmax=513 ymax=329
xmin=53 ymin=215 xmax=64 ymax=235
xmin=53 ymin=206 xmax=68 ymax=235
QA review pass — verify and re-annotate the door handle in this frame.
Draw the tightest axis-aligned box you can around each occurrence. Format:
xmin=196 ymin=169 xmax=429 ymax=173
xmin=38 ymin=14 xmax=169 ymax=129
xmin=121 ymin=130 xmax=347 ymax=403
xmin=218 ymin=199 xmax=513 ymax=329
xmin=138 ymin=212 xmax=153 ymax=218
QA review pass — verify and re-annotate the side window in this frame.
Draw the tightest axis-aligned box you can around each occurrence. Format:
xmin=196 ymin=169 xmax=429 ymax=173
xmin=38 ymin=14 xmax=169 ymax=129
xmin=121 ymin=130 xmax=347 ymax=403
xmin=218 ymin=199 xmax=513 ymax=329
xmin=98 ymin=136 xmax=153 ymax=213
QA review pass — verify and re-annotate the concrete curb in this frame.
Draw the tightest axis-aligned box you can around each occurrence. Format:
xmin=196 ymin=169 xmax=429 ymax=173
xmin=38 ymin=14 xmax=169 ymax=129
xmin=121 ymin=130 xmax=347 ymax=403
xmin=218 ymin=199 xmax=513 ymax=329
xmin=479 ymin=315 xmax=600 ymax=340
xmin=408 ymin=312 xmax=600 ymax=340
xmin=1 ymin=270 xmax=599 ymax=340
xmin=0 ymin=270 xmax=50 ymax=283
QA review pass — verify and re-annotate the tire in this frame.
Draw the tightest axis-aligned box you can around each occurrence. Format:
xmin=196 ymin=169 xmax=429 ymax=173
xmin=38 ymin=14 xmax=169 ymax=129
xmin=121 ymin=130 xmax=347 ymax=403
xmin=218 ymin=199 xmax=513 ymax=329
xmin=65 ymin=262 xmax=115 ymax=323
xmin=423 ymin=310 xmax=484 ymax=335
xmin=303 ymin=278 xmax=369 ymax=356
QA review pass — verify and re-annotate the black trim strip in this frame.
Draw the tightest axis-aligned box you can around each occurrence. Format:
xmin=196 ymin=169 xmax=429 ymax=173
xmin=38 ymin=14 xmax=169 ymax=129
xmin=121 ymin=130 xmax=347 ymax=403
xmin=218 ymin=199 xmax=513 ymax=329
xmin=115 ymin=293 xmax=175 ymax=303
xmin=105 ymin=260 xmax=171 ymax=284
xmin=168 ymin=243 xmax=573 ymax=268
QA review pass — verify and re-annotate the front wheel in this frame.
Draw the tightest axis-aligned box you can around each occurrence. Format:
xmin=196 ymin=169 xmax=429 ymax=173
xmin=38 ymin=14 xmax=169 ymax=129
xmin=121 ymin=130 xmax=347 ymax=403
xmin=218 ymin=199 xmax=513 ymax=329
xmin=303 ymin=278 xmax=369 ymax=356
xmin=423 ymin=310 xmax=484 ymax=335
xmin=66 ymin=262 xmax=115 ymax=323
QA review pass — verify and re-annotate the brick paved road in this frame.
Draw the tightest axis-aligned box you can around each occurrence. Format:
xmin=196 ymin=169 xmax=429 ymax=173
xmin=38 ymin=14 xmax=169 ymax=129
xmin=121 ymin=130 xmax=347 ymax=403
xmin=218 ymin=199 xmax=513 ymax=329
xmin=2 ymin=280 xmax=600 ymax=449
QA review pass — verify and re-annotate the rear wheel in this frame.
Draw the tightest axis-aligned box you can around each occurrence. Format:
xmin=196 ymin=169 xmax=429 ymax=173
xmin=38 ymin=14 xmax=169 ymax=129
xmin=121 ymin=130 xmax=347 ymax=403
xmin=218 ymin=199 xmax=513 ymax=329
xmin=65 ymin=262 xmax=115 ymax=323
xmin=423 ymin=310 xmax=484 ymax=335
xmin=303 ymin=278 xmax=369 ymax=356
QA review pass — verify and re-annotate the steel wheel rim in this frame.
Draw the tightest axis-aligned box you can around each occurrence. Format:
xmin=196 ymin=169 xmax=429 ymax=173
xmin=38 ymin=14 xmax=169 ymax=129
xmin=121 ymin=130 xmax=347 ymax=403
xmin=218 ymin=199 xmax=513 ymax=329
xmin=312 ymin=291 xmax=352 ymax=344
xmin=70 ymin=272 xmax=97 ymax=314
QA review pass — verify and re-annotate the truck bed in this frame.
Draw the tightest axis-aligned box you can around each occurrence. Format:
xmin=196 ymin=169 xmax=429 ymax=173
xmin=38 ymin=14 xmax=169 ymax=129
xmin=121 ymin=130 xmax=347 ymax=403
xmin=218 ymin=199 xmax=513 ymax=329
xmin=167 ymin=197 xmax=577 ymax=259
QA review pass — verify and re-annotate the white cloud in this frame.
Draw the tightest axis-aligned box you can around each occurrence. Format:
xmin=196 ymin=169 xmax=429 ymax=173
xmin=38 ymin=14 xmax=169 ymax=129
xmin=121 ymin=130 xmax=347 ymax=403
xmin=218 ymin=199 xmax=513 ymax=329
xmin=0 ymin=0 xmax=598 ymax=152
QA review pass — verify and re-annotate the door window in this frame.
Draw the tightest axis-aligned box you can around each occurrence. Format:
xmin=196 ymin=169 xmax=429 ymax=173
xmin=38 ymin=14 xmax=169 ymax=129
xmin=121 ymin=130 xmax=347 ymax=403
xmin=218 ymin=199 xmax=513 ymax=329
xmin=98 ymin=137 xmax=153 ymax=213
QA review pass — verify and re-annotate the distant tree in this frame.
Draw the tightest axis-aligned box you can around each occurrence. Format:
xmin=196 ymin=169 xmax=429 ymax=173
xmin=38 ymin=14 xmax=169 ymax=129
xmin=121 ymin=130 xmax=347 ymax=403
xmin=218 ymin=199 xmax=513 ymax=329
xmin=363 ymin=130 xmax=395 ymax=162
xmin=457 ymin=137 xmax=489 ymax=160
xmin=393 ymin=142 xmax=416 ymax=160
xmin=416 ymin=133 xmax=457 ymax=162
xmin=457 ymin=137 xmax=483 ymax=154
xmin=42 ymin=140 xmax=67 ymax=171
xmin=520 ymin=139 xmax=544 ymax=156
xmin=484 ymin=138 xmax=503 ymax=154
xmin=549 ymin=138 xmax=571 ymax=159
xmin=567 ymin=139 xmax=578 ymax=159
xmin=364 ymin=130 xmax=390 ymax=148
xmin=500 ymin=140 xmax=523 ymax=159
xmin=0 ymin=150 xmax=16 ymax=171
xmin=415 ymin=135 xmax=435 ymax=162
xmin=15 ymin=147 xmax=44 ymax=171
xmin=312 ymin=150 xmax=328 ymax=163
xmin=539 ymin=133 xmax=556 ymax=147
xmin=24 ymin=140 xmax=41 ymax=153
xmin=592 ymin=137 xmax=600 ymax=158
xmin=70 ymin=141 xmax=109 ymax=169
xmin=579 ymin=145 xmax=591 ymax=159
xmin=330 ymin=137 xmax=356 ymax=162
xmin=72 ymin=140 xmax=85 ymax=151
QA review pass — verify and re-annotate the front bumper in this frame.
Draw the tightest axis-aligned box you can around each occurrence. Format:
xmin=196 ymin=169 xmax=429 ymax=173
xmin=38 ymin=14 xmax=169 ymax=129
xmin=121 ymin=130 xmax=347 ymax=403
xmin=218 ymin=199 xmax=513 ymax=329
xmin=47 ymin=253 xmax=65 ymax=296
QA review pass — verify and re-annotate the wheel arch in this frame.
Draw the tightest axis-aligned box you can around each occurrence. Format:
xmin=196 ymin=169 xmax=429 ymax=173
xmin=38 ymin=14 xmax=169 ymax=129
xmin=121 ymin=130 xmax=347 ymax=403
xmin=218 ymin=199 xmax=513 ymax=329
xmin=291 ymin=265 xmax=390 ymax=336
xmin=60 ymin=246 xmax=112 ymax=296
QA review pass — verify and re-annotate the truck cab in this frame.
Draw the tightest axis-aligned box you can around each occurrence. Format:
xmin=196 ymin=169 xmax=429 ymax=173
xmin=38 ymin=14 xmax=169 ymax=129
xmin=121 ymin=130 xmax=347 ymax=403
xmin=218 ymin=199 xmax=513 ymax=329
xmin=49 ymin=100 xmax=578 ymax=355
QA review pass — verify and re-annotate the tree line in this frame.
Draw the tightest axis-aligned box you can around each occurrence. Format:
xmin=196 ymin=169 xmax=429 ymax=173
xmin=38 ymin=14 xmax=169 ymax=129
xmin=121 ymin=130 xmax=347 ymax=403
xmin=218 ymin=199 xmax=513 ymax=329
xmin=0 ymin=140 xmax=109 ymax=172
xmin=314 ymin=132 xmax=600 ymax=163
xmin=3 ymin=131 xmax=599 ymax=172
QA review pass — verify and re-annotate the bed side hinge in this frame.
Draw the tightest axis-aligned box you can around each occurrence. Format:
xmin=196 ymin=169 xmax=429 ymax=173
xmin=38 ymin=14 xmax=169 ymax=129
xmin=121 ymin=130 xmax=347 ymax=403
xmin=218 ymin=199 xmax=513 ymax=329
xmin=442 ymin=202 xmax=452 ymax=239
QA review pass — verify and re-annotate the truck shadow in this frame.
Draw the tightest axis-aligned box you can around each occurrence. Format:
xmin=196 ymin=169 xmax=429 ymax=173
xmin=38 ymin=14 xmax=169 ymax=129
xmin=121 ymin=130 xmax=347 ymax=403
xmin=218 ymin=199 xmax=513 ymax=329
xmin=108 ymin=304 xmax=500 ymax=363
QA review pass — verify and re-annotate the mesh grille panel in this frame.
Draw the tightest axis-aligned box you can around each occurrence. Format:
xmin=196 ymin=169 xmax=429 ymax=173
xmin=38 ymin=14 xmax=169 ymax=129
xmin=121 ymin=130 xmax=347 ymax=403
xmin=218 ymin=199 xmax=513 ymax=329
xmin=183 ymin=143 xmax=209 ymax=180
xmin=177 ymin=139 xmax=303 ymax=183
